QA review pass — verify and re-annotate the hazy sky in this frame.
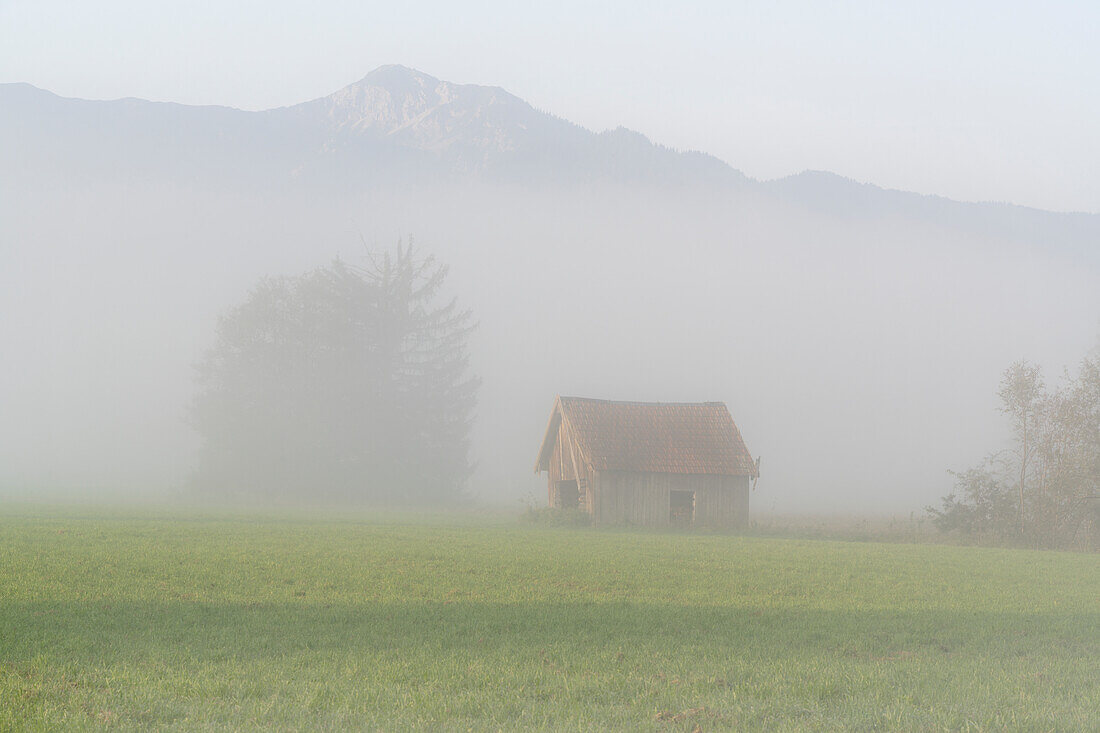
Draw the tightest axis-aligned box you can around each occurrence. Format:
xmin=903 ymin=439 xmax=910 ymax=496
xmin=2 ymin=1 xmax=1098 ymax=213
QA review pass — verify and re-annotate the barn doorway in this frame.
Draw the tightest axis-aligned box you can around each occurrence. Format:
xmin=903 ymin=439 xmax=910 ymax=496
xmin=670 ymin=490 xmax=695 ymax=526
xmin=557 ymin=480 xmax=580 ymax=509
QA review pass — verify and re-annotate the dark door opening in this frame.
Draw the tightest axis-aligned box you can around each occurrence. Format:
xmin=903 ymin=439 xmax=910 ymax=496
xmin=557 ymin=480 xmax=580 ymax=509
xmin=670 ymin=490 xmax=695 ymax=526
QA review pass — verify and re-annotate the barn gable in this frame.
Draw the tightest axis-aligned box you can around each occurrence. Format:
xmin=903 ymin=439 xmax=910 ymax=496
xmin=535 ymin=396 xmax=758 ymax=528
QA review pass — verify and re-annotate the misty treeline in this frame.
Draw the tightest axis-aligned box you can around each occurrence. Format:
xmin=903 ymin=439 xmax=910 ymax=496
xmin=929 ymin=353 xmax=1100 ymax=550
xmin=191 ymin=242 xmax=479 ymax=503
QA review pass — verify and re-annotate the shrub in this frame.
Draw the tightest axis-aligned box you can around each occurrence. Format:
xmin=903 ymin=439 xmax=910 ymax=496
xmin=521 ymin=506 xmax=592 ymax=527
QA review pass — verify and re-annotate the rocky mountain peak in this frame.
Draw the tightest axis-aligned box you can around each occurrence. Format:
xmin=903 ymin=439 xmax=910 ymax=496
xmin=289 ymin=65 xmax=556 ymax=154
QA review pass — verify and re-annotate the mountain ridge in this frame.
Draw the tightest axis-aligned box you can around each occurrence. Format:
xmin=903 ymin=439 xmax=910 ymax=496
xmin=2 ymin=66 xmax=1098 ymax=219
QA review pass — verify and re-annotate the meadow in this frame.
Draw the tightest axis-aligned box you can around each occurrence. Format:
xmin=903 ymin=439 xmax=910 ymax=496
xmin=1 ymin=505 xmax=1097 ymax=731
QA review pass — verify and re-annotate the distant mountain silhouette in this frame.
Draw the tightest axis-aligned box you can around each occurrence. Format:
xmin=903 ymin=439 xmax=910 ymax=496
xmin=1 ymin=64 xmax=1096 ymax=252
xmin=1 ymin=65 xmax=743 ymax=188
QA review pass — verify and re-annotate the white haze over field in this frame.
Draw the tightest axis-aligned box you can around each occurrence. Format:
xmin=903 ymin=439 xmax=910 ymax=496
xmin=1 ymin=66 xmax=1097 ymax=513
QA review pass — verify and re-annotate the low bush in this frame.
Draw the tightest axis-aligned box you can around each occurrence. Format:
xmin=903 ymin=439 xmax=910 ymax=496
xmin=521 ymin=506 xmax=592 ymax=527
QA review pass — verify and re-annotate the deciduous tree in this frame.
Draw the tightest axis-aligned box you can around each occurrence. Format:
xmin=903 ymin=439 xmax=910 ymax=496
xmin=930 ymin=351 xmax=1100 ymax=549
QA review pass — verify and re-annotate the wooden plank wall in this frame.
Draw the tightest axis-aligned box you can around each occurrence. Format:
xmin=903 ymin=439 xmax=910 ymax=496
xmin=592 ymin=471 xmax=749 ymax=528
xmin=547 ymin=419 xmax=592 ymax=511
xmin=693 ymin=475 xmax=750 ymax=528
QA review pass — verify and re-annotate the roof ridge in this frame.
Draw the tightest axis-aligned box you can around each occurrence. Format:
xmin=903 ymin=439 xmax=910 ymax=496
xmin=539 ymin=395 xmax=756 ymax=477
xmin=559 ymin=395 xmax=726 ymax=407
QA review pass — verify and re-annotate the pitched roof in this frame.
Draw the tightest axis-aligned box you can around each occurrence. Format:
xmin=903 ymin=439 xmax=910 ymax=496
xmin=535 ymin=396 xmax=757 ymax=476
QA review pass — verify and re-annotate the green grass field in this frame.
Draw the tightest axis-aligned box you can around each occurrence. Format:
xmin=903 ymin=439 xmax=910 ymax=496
xmin=1 ymin=505 xmax=1097 ymax=731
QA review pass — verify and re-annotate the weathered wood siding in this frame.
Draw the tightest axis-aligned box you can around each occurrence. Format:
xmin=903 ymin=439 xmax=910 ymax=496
xmin=591 ymin=471 xmax=749 ymax=528
xmin=547 ymin=419 xmax=591 ymax=511
xmin=692 ymin=475 xmax=750 ymax=528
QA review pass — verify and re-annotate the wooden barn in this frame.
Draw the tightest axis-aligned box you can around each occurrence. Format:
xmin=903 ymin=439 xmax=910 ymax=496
xmin=534 ymin=396 xmax=759 ymax=528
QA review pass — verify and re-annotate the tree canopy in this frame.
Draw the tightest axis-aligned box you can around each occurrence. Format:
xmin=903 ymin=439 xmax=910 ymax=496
xmin=191 ymin=243 xmax=478 ymax=503
xmin=929 ymin=352 xmax=1100 ymax=550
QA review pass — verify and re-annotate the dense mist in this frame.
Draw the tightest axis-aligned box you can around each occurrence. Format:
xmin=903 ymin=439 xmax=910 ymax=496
xmin=2 ymin=70 xmax=1097 ymax=513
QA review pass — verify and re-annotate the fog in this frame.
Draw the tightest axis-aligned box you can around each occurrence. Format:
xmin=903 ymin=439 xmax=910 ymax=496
xmin=3 ymin=147 xmax=1096 ymax=513
xmin=3 ymin=66 xmax=1099 ymax=515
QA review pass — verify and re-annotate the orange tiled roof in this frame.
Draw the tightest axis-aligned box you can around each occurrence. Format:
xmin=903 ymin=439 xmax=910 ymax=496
xmin=536 ymin=396 xmax=757 ymax=476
